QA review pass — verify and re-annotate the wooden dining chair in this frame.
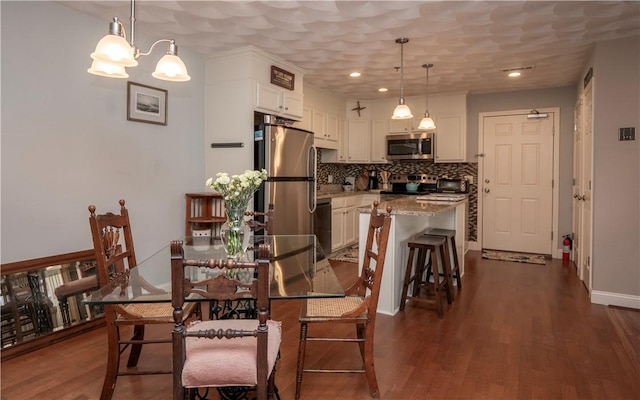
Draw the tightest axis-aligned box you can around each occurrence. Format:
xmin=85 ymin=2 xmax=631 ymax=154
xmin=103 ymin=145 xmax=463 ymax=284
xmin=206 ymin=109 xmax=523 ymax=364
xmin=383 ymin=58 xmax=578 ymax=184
xmin=245 ymin=203 xmax=275 ymax=234
xmin=88 ymin=200 xmax=197 ymax=400
xmin=171 ymin=241 xmax=281 ymax=400
xmin=295 ymin=201 xmax=392 ymax=399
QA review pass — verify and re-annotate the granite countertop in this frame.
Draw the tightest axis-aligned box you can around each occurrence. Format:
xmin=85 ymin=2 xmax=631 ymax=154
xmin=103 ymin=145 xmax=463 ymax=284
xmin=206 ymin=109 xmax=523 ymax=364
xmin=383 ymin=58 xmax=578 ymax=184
xmin=357 ymin=196 xmax=467 ymax=217
xmin=317 ymin=187 xmax=382 ymax=200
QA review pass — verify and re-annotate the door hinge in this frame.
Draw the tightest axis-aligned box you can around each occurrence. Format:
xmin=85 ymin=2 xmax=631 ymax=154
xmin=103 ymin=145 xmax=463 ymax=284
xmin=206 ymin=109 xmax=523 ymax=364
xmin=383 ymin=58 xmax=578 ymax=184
xmin=551 ymin=231 xmax=554 ymax=240
xmin=587 ymin=256 xmax=590 ymax=267
xmin=552 ymin=179 xmax=554 ymax=189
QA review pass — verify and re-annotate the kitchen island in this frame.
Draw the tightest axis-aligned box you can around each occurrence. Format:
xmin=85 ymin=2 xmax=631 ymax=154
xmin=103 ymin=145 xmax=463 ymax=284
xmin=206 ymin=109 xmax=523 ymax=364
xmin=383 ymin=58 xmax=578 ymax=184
xmin=357 ymin=197 xmax=468 ymax=315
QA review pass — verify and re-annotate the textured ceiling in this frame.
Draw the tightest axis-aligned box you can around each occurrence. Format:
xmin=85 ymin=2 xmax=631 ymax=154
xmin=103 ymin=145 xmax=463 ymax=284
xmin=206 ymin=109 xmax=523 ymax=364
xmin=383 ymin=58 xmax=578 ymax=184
xmin=60 ymin=1 xmax=640 ymax=99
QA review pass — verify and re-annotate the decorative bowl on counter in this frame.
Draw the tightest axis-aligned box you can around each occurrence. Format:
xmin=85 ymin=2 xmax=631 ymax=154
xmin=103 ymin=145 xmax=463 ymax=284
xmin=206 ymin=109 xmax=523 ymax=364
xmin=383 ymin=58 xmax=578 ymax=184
xmin=343 ymin=184 xmax=354 ymax=192
xmin=405 ymin=182 xmax=419 ymax=192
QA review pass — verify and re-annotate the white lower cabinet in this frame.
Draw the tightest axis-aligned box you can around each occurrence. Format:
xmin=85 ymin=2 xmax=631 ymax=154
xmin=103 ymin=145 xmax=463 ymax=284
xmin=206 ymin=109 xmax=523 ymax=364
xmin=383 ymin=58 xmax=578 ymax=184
xmin=331 ymin=196 xmax=359 ymax=252
xmin=331 ymin=206 xmax=345 ymax=251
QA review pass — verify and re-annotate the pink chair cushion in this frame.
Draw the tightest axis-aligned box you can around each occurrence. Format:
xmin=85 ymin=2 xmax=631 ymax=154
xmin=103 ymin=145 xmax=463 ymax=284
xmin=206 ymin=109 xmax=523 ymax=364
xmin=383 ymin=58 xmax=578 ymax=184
xmin=182 ymin=319 xmax=282 ymax=388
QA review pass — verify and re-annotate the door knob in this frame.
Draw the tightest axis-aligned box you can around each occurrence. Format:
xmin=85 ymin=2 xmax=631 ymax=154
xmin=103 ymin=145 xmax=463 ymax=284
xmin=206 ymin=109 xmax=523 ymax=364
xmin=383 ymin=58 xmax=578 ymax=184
xmin=484 ymin=188 xmax=490 ymax=193
xmin=484 ymin=179 xmax=490 ymax=183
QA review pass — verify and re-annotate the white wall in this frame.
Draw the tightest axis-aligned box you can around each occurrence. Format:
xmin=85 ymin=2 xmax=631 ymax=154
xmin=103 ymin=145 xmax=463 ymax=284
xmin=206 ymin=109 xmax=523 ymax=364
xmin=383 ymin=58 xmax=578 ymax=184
xmin=1 ymin=1 xmax=206 ymax=262
xmin=592 ymin=36 xmax=640 ymax=298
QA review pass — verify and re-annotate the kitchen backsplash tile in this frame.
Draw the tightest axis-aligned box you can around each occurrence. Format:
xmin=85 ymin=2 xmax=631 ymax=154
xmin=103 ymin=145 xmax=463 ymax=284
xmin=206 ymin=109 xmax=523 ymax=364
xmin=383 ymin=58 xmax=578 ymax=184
xmin=317 ymin=152 xmax=478 ymax=241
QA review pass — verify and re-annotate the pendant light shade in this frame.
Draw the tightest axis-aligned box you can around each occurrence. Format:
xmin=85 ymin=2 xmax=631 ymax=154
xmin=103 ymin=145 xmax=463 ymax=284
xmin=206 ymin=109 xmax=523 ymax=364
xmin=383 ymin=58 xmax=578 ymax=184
xmin=393 ymin=103 xmax=413 ymax=120
xmin=152 ymin=41 xmax=191 ymax=81
xmin=90 ymin=27 xmax=138 ymax=67
xmin=87 ymin=59 xmax=129 ymax=79
xmin=417 ymin=63 xmax=436 ymax=130
xmin=153 ymin=54 xmax=191 ymax=81
xmin=88 ymin=0 xmax=189 ymax=82
xmin=391 ymin=37 xmax=413 ymax=120
xmin=417 ymin=115 xmax=436 ymax=130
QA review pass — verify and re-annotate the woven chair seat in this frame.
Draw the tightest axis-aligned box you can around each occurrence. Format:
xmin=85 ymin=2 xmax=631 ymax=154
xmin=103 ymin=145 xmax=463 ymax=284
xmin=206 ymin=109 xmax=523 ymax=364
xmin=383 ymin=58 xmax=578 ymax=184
xmin=304 ymin=296 xmax=365 ymax=318
xmin=120 ymin=299 xmax=196 ymax=321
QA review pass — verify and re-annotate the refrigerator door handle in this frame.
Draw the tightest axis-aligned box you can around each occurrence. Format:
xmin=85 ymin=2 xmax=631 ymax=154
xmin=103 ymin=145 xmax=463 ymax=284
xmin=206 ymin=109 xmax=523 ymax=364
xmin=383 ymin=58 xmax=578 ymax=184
xmin=308 ymin=145 xmax=317 ymax=213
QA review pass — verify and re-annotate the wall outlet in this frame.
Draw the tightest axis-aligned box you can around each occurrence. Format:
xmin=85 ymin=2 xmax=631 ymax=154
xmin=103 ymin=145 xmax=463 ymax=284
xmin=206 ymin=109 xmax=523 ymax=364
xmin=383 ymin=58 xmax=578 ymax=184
xmin=464 ymin=175 xmax=474 ymax=184
xmin=328 ymin=174 xmax=333 ymax=183
xmin=619 ymin=127 xmax=635 ymax=141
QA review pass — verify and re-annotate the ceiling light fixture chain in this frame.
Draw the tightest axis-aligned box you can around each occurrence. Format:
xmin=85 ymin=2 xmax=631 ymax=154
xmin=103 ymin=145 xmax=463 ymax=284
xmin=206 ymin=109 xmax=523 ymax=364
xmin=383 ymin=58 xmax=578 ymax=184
xmin=391 ymin=37 xmax=413 ymax=120
xmin=88 ymin=0 xmax=190 ymax=82
xmin=418 ymin=63 xmax=436 ymax=130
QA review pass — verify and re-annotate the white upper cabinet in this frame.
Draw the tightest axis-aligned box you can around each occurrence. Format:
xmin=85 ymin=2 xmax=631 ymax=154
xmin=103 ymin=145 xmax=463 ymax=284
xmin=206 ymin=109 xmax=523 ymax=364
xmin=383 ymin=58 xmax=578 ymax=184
xmin=370 ymin=119 xmax=389 ymax=163
xmin=337 ymin=118 xmax=348 ymax=162
xmin=434 ymin=114 xmax=466 ymax=162
xmin=346 ymin=119 xmax=370 ymax=163
xmin=388 ymin=117 xmax=418 ymax=133
xmin=282 ymin=91 xmax=304 ymax=119
xmin=430 ymin=93 xmax=468 ymax=162
xmin=311 ymin=110 xmax=338 ymax=150
xmin=297 ymin=106 xmax=313 ymax=131
xmin=256 ymin=82 xmax=303 ymax=120
xmin=304 ymin=86 xmax=346 ymax=150
xmin=326 ymin=113 xmax=339 ymax=141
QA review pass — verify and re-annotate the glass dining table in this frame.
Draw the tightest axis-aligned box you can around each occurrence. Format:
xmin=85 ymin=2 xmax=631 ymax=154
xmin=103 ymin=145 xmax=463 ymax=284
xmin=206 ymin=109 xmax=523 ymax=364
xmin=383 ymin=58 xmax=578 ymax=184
xmin=83 ymin=234 xmax=345 ymax=307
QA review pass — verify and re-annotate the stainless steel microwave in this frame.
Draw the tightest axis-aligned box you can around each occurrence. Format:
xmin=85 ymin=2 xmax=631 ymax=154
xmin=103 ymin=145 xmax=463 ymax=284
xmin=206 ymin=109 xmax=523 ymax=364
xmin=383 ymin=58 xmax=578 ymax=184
xmin=386 ymin=132 xmax=433 ymax=160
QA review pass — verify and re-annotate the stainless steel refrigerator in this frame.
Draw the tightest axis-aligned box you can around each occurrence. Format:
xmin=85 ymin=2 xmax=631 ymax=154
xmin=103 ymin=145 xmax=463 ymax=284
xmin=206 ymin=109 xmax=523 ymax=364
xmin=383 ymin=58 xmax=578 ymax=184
xmin=254 ymin=114 xmax=317 ymax=236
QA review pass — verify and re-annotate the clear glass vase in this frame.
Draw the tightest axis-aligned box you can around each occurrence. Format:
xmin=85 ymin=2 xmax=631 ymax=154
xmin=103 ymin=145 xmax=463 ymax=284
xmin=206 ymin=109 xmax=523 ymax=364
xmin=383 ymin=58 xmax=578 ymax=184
xmin=220 ymin=204 xmax=251 ymax=260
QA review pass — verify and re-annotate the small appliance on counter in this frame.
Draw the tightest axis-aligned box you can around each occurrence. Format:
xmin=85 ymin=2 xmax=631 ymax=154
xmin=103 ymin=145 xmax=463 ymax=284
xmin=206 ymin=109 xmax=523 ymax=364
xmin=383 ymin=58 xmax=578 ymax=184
xmin=436 ymin=178 xmax=469 ymax=194
xmin=380 ymin=174 xmax=438 ymax=195
xmin=379 ymin=171 xmax=391 ymax=190
xmin=368 ymin=169 xmax=379 ymax=190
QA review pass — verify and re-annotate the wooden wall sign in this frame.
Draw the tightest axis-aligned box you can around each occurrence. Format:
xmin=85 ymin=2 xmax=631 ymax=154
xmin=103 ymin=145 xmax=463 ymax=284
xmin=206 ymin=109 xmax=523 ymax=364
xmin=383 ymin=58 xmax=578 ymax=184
xmin=271 ymin=65 xmax=295 ymax=90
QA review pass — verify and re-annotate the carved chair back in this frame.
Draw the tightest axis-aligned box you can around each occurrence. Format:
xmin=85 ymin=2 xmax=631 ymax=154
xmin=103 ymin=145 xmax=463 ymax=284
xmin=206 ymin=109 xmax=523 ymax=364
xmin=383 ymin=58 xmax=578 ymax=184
xmin=171 ymin=242 xmax=276 ymax=400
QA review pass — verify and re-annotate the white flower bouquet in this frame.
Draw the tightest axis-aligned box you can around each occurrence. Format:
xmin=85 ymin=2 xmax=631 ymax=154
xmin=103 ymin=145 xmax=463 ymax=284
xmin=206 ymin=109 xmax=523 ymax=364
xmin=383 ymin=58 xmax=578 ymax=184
xmin=206 ymin=169 xmax=267 ymax=259
xmin=206 ymin=169 xmax=268 ymax=209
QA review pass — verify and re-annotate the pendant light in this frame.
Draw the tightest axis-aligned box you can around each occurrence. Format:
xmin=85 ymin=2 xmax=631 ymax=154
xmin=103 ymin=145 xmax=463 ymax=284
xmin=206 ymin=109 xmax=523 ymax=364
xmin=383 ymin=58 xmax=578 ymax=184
xmin=391 ymin=37 xmax=413 ymax=120
xmin=88 ymin=0 xmax=190 ymax=82
xmin=417 ymin=64 xmax=436 ymax=130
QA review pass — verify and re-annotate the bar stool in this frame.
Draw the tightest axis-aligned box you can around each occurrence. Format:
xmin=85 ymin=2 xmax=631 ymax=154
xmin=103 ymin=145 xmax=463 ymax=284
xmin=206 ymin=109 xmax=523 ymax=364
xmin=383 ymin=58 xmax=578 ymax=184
xmin=400 ymin=235 xmax=453 ymax=318
xmin=421 ymin=228 xmax=462 ymax=297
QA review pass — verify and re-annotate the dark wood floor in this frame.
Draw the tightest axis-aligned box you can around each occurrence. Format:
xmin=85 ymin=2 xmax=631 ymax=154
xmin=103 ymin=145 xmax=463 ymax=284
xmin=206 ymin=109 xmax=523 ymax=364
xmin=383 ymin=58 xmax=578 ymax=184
xmin=2 ymin=251 xmax=639 ymax=399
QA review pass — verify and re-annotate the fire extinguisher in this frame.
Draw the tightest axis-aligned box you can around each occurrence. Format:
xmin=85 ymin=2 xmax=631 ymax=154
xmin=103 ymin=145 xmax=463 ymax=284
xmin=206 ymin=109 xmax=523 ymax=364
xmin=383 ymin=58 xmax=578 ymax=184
xmin=562 ymin=235 xmax=572 ymax=262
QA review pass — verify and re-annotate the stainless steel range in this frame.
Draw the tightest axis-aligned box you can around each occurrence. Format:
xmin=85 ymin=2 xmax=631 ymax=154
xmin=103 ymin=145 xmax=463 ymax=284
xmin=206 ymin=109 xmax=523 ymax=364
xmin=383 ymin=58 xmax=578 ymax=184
xmin=380 ymin=174 xmax=438 ymax=196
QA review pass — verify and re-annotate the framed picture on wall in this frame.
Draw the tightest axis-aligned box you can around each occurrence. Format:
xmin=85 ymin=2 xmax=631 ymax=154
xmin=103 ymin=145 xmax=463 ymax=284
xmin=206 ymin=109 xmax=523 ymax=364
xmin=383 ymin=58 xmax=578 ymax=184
xmin=127 ymin=81 xmax=168 ymax=125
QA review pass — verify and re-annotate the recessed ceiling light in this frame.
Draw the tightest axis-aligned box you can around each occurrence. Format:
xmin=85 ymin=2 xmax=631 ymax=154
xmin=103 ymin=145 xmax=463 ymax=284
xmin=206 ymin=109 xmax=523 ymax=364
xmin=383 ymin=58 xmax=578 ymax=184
xmin=378 ymin=87 xmax=388 ymax=92
xmin=502 ymin=65 xmax=534 ymax=78
xmin=349 ymin=72 xmax=361 ymax=77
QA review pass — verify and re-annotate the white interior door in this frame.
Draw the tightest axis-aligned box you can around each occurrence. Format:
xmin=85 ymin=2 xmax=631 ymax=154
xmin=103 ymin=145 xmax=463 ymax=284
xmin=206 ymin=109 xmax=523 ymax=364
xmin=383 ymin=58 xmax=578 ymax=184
xmin=482 ymin=113 xmax=554 ymax=254
xmin=580 ymin=83 xmax=593 ymax=290
xmin=572 ymin=99 xmax=583 ymax=274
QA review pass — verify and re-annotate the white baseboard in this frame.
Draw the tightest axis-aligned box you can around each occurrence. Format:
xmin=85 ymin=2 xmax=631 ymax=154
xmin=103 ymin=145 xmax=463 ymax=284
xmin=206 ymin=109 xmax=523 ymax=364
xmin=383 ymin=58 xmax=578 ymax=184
xmin=591 ymin=290 xmax=640 ymax=309
xmin=467 ymin=241 xmax=480 ymax=251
